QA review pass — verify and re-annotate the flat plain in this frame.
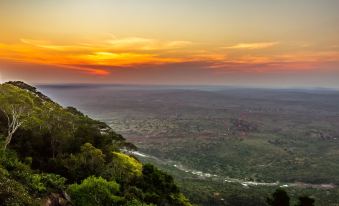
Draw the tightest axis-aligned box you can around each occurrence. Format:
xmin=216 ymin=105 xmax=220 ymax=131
xmin=40 ymin=85 xmax=339 ymax=205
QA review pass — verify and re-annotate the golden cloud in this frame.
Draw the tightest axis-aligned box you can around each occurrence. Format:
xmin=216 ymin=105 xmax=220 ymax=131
xmin=1 ymin=37 xmax=338 ymax=76
xmin=0 ymin=37 xmax=191 ymax=75
xmin=224 ymin=42 xmax=279 ymax=50
xmin=107 ymin=37 xmax=192 ymax=51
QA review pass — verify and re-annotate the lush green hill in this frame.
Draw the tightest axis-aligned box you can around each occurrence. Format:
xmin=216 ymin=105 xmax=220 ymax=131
xmin=0 ymin=81 xmax=191 ymax=206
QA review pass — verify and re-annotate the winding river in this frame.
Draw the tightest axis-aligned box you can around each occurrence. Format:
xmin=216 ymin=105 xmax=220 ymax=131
xmin=124 ymin=150 xmax=336 ymax=190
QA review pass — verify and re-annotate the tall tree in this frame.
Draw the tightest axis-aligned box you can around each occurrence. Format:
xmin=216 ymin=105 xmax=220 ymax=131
xmin=0 ymin=84 xmax=34 ymax=151
xmin=41 ymin=104 xmax=75 ymax=159
xmin=1 ymin=105 xmax=26 ymax=150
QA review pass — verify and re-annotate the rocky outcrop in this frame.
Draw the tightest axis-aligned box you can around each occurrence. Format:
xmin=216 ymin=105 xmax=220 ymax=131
xmin=41 ymin=192 xmax=72 ymax=206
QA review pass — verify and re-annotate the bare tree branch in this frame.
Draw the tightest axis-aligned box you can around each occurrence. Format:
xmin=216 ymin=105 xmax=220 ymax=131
xmin=1 ymin=105 xmax=26 ymax=151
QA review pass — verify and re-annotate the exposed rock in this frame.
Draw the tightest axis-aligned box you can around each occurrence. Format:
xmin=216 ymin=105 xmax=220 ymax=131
xmin=41 ymin=192 xmax=72 ymax=206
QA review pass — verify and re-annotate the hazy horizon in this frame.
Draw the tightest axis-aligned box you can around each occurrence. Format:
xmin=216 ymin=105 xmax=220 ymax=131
xmin=36 ymin=82 xmax=339 ymax=90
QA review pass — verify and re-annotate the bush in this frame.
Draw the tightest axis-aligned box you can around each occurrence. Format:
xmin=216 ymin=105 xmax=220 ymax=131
xmin=267 ymin=189 xmax=290 ymax=206
xmin=68 ymin=176 xmax=123 ymax=206
xmin=102 ymin=152 xmax=142 ymax=184
xmin=61 ymin=143 xmax=106 ymax=181
xmin=140 ymin=164 xmax=179 ymax=195
xmin=26 ymin=173 xmax=66 ymax=194
xmin=125 ymin=199 xmax=155 ymax=206
xmin=0 ymin=149 xmax=66 ymax=195
xmin=137 ymin=164 xmax=191 ymax=206
xmin=0 ymin=175 xmax=37 ymax=206
xmin=296 ymin=196 xmax=315 ymax=206
xmin=40 ymin=173 xmax=66 ymax=191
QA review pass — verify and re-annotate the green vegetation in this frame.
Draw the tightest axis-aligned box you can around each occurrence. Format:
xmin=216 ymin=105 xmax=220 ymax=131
xmin=267 ymin=189 xmax=290 ymax=206
xmin=266 ymin=189 xmax=315 ymax=206
xmin=57 ymin=87 xmax=339 ymax=205
xmin=68 ymin=176 xmax=122 ymax=206
xmin=0 ymin=81 xmax=191 ymax=206
xmin=2 ymin=82 xmax=335 ymax=205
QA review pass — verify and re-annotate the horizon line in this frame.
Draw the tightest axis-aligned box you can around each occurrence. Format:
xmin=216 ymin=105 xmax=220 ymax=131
xmin=33 ymin=82 xmax=339 ymax=92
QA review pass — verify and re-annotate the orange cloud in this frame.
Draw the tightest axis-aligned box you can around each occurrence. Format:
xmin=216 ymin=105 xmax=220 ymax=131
xmin=0 ymin=37 xmax=339 ymax=77
xmin=0 ymin=37 xmax=191 ymax=75
xmin=79 ymin=51 xmax=183 ymax=67
xmin=107 ymin=37 xmax=192 ymax=51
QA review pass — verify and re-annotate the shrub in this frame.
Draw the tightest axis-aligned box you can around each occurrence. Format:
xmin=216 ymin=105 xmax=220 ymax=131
xmin=137 ymin=164 xmax=192 ymax=206
xmin=267 ymin=189 xmax=290 ymax=206
xmin=0 ymin=149 xmax=66 ymax=195
xmin=61 ymin=143 xmax=106 ymax=181
xmin=140 ymin=164 xmax=179 ymax=195
xmin=0 ymin=175 xmax=37 ymax=206
xmin=40 ymin=173 xmax=66 ymax=191
xmin=102 ymin=152 xmax=142 ymax=184
xmin=27 ymin=173 xmax=67 ymax=194
xmin=125 ymin=199 xmax=155 ymax=206
xmin=296 ymin=196 xmax=315 ymax=206
xmin=68 ymin=176 xmax=123 ymax=206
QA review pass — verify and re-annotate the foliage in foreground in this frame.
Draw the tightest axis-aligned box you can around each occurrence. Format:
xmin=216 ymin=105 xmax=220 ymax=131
xmin=68 ymin=176 xmax=122 ymax=206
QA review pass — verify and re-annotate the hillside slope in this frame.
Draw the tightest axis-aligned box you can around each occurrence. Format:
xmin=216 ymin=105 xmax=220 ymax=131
xmin=0 ymin=81 xmax=191 ymax=206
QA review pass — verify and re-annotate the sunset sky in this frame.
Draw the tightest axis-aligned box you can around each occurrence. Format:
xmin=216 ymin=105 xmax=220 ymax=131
xmin=1 ymin=0 xmax=339 ymax=88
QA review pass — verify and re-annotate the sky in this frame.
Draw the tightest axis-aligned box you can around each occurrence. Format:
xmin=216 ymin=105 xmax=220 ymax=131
xmin=0 ymin=0 xmax=339 ymax=88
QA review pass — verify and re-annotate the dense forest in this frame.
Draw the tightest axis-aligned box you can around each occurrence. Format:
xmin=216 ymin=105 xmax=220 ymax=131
xmin=0 ymin=81 xmax=191 ymax=206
